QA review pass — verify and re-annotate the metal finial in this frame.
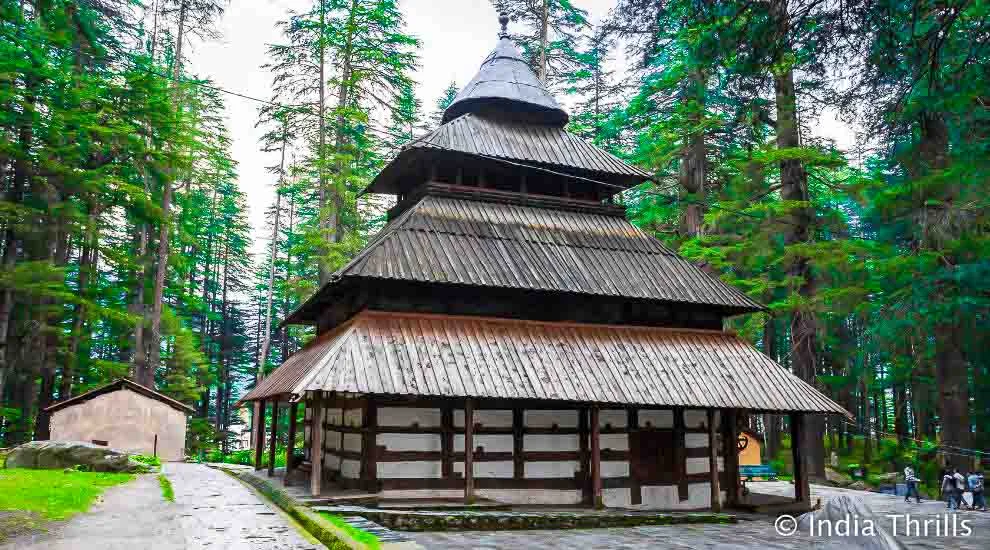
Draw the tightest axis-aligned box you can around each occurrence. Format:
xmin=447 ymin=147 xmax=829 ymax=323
xmin=498 ymin=12 xmax=509 ymax=38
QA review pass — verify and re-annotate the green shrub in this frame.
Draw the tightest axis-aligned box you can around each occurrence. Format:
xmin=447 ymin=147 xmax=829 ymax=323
xmin=130 ymin=454 xmax=162 ymax=468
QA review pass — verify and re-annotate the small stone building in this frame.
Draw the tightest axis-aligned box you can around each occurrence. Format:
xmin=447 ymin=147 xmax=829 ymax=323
xmin=45 ymin=378 xmax=193 ymax=461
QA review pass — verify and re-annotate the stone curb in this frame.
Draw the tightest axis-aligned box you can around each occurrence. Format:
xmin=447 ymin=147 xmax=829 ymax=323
xmin=312 ymin=505 xmax=738 ymax=532
xmin=209 ymin=464 xmax=423 ymax=550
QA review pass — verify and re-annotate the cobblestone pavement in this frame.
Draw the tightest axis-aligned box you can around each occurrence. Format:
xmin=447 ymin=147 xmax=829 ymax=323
xmin=410 ymin=483 xmax=990 ymax=549
xmin=6 ymin=462 xmax=319 ymax=550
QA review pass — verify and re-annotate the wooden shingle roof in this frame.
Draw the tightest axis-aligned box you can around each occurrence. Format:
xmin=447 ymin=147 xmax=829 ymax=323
xmin=286 ymin=193 xmax=762 ymax=324
xmin=242 ymin=310 xmax=849 ymax=416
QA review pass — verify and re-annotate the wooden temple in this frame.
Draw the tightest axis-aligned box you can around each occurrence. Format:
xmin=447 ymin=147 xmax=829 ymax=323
xmin=240 ymin=14 xmax=848 ymax=511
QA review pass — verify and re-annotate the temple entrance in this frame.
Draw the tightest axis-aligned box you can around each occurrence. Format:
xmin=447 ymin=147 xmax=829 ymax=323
xmin=630 ymin=430 xmax=676 ymax=485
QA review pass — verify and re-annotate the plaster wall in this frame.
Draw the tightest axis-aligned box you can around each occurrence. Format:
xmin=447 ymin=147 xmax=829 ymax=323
xmin=379 ymin=407 xmax=441 ymax=427
xmin=49 ymin=388 xmax=187 ymax=461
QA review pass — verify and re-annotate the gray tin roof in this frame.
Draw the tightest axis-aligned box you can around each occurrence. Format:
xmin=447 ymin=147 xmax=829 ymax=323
xmin=442 ymin=37 xmax=569 ymax=126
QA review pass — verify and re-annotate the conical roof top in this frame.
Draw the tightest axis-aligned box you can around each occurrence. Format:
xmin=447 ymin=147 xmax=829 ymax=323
xmin=442 ymin=14 xmax=568 ymax=126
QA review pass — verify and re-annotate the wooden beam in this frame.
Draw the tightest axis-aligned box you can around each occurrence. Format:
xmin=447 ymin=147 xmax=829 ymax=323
xmin=628 ymin=408 xmax=641 ymax=505
xmin=791 ymin=412 xmax=810 ymax=505
xmin=722 ymin=408 xmax=740 ymax=507
xmin=310 ymin=396 xmax=325 ymax=497
xmin=361 ymin=397 xmax=377 ymax=492
xmin=708 ymin=409 xmax=721 ymax=512
xmin=591 ymin=406 xmax=602 ymax=508
xmin=674 ymin=407 xmax=688 ymax=500
xmin=464 ymin=398 xmax=475 ymax=503
xmin=268 ymin=401 xmax=279 ymax=476
xmin=441 ymin=403 xmax=453 ymax=478
xmin=579 ymin=407 xmax=590 ymax=504
xmin=253 ymin=399 xmax=266 ymax=470
xmin=513 ymin=407 xmax=524 ymax=480
xmin=285 ymin=402 xmax=298 ymax=484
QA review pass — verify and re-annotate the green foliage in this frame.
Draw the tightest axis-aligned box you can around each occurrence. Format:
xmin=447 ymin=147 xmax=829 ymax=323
xmin=158 ymin=474 xmax=174 ymax=502
xmin=318 ymin=512 xmax=381 ymax=549
xmin=0 ymin=468 xmax=133 ymax=520
xmin=130 ymin=454 xmax=162 ymax=468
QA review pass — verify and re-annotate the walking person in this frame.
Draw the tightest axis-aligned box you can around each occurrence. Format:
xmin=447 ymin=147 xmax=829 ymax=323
xmin=904 ymin=464 xmax=922 ymax=503
xmin=953 ymin=469 xmax=968 ymax=510
xmin=942 ymin=469 xmax=958 ymax=510
xmin=968 ymin=470 xmax=986 ymax=512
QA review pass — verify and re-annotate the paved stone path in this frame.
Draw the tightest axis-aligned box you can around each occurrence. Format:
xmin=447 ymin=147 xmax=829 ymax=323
xmin=410 ymin=483 xmax=990 ymax=549
xmin=5 ymin=462 xmax=319 ymax=550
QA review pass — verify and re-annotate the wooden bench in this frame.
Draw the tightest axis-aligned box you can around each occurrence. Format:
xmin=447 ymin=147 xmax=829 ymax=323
xmin=740 ymin=464 xmax=778 ymax=481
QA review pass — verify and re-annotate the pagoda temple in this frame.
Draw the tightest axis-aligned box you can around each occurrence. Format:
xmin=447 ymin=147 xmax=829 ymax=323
xmin=240 ymin=14 xmax=848 ymax=511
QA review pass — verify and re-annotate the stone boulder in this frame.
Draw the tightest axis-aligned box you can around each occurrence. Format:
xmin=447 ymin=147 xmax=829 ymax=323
xmin=825 ymin=467 xmax=854 ymax=487
xmin=796 ymin=494 xmax=906 ymax=549
xmin=4 ymin=441 xmax=149 ymax=473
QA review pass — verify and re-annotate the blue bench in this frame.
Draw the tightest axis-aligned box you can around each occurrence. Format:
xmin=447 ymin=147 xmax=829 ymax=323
xmin=739 ymin=464 xmax=778 ymax=481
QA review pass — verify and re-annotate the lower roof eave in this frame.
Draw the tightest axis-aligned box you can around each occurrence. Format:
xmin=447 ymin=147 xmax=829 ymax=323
xmin=292 ymin=390 xmax=851 ymax=418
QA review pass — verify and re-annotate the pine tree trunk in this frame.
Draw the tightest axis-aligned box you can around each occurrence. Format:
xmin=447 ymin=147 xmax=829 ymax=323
xmin=143 ymin=0 xmax=188 ymax=389
xmin=771 ymin=0 xmax=824 ymax=479
xmin=537 ymin=0 xmax=549 ymax=83
xmin=935 ymin=325 xmax=971 ymax=470
xmin=317 ymin=0 xmax=330 ymax=285
xmin=679 ymin=65 xmax=706 ymax=237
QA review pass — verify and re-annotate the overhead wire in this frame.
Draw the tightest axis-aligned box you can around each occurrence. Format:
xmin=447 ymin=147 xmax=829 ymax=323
xmin=1 ymin=24 xmax=877 ymax=241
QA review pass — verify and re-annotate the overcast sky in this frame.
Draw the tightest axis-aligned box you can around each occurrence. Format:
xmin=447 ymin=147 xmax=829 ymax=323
xmin=185 ymin=0 xmax=852 ymax=259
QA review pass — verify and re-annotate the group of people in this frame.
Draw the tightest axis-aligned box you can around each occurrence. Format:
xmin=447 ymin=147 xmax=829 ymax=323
xmin=903 ymin=465 xmax=986 ymax=511
xmin=940 ymin=468 xmax=986 ymax=511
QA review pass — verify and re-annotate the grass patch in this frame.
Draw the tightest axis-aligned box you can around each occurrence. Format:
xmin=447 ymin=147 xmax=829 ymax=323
xmin=158 ymin=474 xmax=174 ymax=502
xmin=0 ymin=468 xmax=133 ymax=521
xmin=318 ymin=512 xmax=380 ymax=549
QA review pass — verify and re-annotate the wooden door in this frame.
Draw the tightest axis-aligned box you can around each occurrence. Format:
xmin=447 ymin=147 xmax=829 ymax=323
xmin=631 ymin=429 xmax=675 ymax=484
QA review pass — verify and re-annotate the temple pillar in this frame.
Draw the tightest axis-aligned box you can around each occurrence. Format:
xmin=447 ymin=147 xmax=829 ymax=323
xmin=268 ymin=401 xmax=279 ymax=476
xmin=590 ymin=406 xmax=602 ymax=508
xmin=285 ymin=402 xmax=298 ymax=484
xmin=253 ymin=399 xmax=266 ymax=470
xmin=310 ymin=395 xmax=325 ymax=497
xmin=464 ymin=398 xmax=475 ymax=503
xmin=708 ymin=409 xmax=721 ymax=512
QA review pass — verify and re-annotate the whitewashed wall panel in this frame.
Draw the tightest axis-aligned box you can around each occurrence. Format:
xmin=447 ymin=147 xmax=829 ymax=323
xmin=340 ymin=459 xmax=361 ymax=479
xmin=601 ymin=460 xmax=630 ymax=478
xmin=343 ymin=408 xmax=363 ymax=427
xmin=377 ymin=433 xmax=442 ymax=452
xmin=683 ymin=410 xmax=707 ymax=429
xmin=455 ymin=434 xmax=514 ymax=453
xmin=600 ymin=433 xmax=628 ymax=451
xmin=453 ymin=460 xmax=514 ymax=478
xmin=598 ymin=409 xmax=626 ymax=429
xmin=326 ymin=408 xmax=343 ymax=425
xmin=639 ymin=409 xmax=673 ymax=428
xmin=378 ymin=407 xmax=441 ymax=427
xmin=685 ymin=433 xmax=709 ymax=448
xmin=455 ymin=409 xmax=512 ymax=428
xmin=524 ymin=433 xmax=579 ymax=452
xmin=525 ymin=410 xmax=578 ymax=428
xmin=378 ymin=461 xmax=442 ymax=478
xmin=686 ymin=457 xmax=710 ymax=475
xmin=525 ymin=460 xmax=580 ymax=478
xmin=342 ymin=433 xmax=362 ymax=453
xmin=604 ymin=488 xmax=631 ymax=508
xmin=325 ymin=431 xmax=341 ymax=450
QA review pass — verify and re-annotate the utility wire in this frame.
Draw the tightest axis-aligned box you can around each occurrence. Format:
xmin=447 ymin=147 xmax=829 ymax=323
xmin=2 ymin=25 xmax=876 ymax=241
